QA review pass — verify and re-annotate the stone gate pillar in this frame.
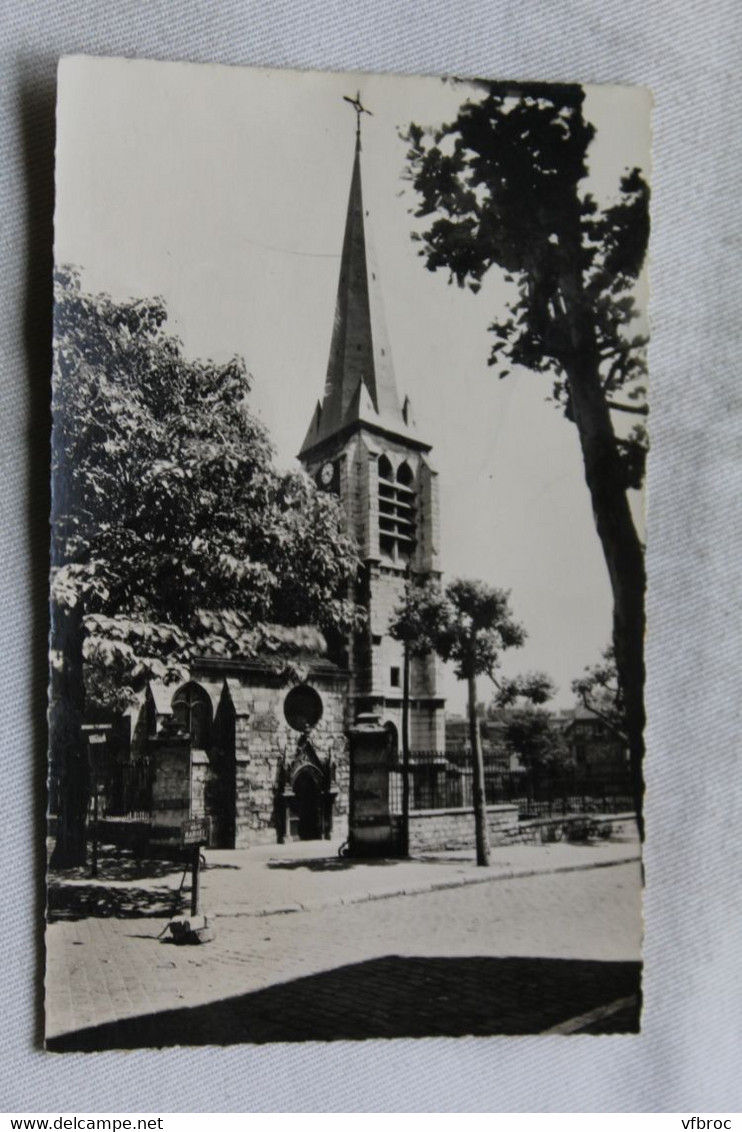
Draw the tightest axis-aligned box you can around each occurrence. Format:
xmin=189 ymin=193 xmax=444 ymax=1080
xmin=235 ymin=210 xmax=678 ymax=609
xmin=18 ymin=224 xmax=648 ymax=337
xmin=150 ymin=717 xmax=192 ymax=847
xmin=347 ymin=712 xmax=399 ymax=857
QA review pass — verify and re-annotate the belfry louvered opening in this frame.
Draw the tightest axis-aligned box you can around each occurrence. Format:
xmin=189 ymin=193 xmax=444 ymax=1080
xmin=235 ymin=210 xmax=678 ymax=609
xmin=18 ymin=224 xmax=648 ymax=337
xmin=378 ymin=455 xmax=417 ymax=559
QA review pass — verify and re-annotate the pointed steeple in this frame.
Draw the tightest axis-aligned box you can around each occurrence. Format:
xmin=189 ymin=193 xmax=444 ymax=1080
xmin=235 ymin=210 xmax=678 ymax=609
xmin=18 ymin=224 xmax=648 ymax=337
xmin=299 ymin=122 xmax=417 ymax=457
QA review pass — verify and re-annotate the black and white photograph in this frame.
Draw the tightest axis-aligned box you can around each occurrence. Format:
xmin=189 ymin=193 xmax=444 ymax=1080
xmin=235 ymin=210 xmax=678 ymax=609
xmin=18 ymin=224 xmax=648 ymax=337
xmin=45 ymin=56 xmax=650 ymax=1050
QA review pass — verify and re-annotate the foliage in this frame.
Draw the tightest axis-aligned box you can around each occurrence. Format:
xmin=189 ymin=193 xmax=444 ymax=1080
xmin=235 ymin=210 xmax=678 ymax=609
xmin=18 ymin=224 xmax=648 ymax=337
xmin=403 ymin=83 xmax=649 ymax=487
xmin=491 ymin=672 xmax=556 ymax=709
xmin=49 ymin=267 xmax=365 ymax=868
xmin=572 ymin=644 xmax=627 ymax=742
xmin=51 ymin=266 xmax=363 ymax=710
xmin=390 ymin=575 xmax=568 ymax=808
xmin=434 ymin=578 xmax=526 ymax=681
xmin=489 ymin=670 xmax=566 ymax=777
xmin=390 ymin=577 xmax=552 ymax=691
xmin=498 ymin=707 xmax=569 ymax=776
xmin=388 ymin=576 xmax=451 ymax=657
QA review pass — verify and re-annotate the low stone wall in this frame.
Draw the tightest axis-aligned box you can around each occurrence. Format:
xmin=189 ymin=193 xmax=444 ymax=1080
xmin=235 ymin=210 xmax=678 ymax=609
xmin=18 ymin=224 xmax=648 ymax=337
xmin=388 ymin=807 xmax=635 ymax=854
xmin=494 ymin=811 xmax=637 ymax=845
xmin=399 ymin=804 xmax=520 ymax=853
xmin=551 ymin=811 xmax=633 ymax=840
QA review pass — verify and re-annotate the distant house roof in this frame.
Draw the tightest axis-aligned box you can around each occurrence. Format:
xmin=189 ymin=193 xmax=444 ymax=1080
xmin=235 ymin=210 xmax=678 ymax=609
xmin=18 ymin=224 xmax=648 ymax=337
xmin=563 ymin=705 xmax=613 ymax=727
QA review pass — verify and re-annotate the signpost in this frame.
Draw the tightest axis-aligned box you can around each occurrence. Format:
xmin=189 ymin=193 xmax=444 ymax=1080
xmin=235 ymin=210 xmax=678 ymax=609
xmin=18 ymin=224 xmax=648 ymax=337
xmin=181 ymin=818 xmax=210 ymax=916
xmin=166 ymin=818 xmax=214 ymax=945
xmin=83 ymin=726 xmax=110 ymax=880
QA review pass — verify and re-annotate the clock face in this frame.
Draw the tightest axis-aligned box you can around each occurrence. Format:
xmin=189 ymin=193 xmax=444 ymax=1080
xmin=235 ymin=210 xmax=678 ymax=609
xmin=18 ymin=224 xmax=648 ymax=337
xmin=320 ymin=461 xmax=334 ymax=486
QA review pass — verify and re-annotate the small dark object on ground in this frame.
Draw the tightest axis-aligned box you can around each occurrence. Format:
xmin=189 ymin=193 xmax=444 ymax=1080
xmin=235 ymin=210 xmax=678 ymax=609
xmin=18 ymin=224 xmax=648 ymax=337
xmin=565 ymin=817 xmax=600 ymax=842
xmin=167 ymin=914 xmax=215 ymax=945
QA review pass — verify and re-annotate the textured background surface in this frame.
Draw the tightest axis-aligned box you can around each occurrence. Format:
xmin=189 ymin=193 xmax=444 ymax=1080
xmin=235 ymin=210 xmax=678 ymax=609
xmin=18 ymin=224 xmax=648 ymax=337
xmin=0 ymin=0 xmax=740 ymax=1112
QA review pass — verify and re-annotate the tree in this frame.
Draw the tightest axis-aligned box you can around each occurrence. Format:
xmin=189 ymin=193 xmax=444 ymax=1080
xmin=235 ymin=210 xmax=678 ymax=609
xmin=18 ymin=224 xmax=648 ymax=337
xmin=572 ymin=645 xmax=627 ymax=744
xmin=489 ymin=674 xmax=567 ymax=799
xmin=497 ymin=707 xmax=570 ymax=801
xmin=403 ymin=82 xmax=648 ymax=837
xmin=388 ymin=577 xmax=451 ymax=856
xmin=50 ymin=267 xmax=363 ymax=867
xmin=391 ymin=578 xmax=530 ymax=866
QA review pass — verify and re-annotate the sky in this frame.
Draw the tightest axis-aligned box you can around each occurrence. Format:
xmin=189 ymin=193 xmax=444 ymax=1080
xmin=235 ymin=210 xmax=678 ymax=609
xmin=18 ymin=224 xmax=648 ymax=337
xmin=55 ymin=57 xmax=650 ymax=712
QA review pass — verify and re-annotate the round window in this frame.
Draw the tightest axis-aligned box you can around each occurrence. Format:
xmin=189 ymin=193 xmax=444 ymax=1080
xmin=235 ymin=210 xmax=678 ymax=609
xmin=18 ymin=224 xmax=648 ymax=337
xmin=283 ymin=684 xmax=323 ymax=731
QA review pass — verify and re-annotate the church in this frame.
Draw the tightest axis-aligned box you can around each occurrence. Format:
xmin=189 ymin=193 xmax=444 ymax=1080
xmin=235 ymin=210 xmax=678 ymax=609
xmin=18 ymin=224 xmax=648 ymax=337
xmin=100 ymin=107 xmax=446 ymax=850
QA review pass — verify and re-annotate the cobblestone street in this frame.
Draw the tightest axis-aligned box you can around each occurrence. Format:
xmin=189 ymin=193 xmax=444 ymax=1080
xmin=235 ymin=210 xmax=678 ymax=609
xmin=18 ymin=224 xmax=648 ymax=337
xmin=46 ymin=854 xmax=642 ymax=1048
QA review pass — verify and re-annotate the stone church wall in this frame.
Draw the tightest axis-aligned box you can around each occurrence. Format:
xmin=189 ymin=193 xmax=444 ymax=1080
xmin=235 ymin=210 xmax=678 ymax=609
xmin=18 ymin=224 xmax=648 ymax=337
xmin=141 ymin=662 xmax=350 ymax=850
xmin=222 ymin=672 xmax=350 ymax=848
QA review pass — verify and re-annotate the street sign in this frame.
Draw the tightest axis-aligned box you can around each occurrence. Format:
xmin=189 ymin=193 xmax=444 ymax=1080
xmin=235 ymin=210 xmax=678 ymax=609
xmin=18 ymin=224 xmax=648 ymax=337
xmin=181 ymin=818 xmax=210 ymax=918
xmin=181 ymin=817 xmax=210 ymax=846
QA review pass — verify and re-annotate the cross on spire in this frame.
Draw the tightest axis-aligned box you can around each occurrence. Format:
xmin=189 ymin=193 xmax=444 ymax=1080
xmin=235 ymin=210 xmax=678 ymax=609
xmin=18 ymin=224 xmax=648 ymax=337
xmin=342 ymin=90 xmax=372 ymax=143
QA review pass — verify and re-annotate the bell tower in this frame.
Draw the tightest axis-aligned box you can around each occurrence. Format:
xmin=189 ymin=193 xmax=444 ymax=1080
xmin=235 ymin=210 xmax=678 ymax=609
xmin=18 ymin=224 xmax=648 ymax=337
xmin=298 ymin=95 xmax=445 ymax=749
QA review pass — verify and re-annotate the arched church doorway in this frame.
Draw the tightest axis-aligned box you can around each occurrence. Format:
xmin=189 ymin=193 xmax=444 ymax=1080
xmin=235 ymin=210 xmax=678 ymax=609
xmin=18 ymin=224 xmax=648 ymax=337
xmin=384 ymin=720 xmax=399 ymax=759
xmin=292 ymin=766 xmax=323 ymax=841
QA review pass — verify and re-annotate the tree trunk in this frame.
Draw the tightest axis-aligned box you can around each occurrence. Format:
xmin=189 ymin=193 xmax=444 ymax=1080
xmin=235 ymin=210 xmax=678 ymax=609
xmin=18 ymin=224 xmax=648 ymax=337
xmin=468 ymin=673 xmax=491 ymax=866
xmin=560 ymin=294 xmax=646 ymax=840
xmin=49 ymin=602 xmax=89 ymax=869
xmin=401 ymin=638 xmax=411 ymax=858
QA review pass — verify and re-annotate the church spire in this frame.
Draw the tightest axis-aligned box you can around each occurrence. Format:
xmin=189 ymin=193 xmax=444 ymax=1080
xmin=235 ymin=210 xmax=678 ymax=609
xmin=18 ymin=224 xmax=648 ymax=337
xmin=299 ymin=97 xmax=415 ymax=457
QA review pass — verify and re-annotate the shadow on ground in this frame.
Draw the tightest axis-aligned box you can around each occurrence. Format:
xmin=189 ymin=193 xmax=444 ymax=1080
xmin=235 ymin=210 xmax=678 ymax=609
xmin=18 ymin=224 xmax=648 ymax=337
xmin=47 ymin=956 xmax=641 ymax=1049
xmin=267 ymin=856 xmax=399 ymax=872
xmin=47 ymin=847 xmax=242 ymax=921
xmin=49 ymin=851 xmax=182 ymax=884
xmin=47 ymin=881 xmax=182 ymax=921
xmin=48 ymin=846 xmax=242 ymax=885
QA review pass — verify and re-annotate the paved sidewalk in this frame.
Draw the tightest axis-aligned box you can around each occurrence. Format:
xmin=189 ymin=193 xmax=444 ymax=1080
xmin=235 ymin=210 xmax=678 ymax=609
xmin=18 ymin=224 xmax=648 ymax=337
xmin=46 ymin=825 xmax=641 ymax=1040
xmin=48 ymin=824 xmax=640 ymax=922
xmin=202 ymin=834 xmax=640 ymax=916
xmin=46 ymin=858 xmax=642 ymax=1045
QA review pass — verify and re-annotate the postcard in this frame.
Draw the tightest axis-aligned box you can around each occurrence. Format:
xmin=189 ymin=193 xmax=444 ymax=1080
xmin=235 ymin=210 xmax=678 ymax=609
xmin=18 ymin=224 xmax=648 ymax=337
xmin=46 ymin=56 xmax=649 ymax=1048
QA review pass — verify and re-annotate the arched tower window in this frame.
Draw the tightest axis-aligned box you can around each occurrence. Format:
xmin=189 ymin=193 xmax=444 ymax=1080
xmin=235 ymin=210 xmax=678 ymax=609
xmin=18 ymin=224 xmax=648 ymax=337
xmin=396 ymin=461 xmax=413 ymax=487
xmin=378 ymin=454 xmax=393 ymax=481
xmin=395 ymin=462 xmax=417 ymax=554
xmin=172 ymin=683 xmax=212 ymax=748
xmin=378 ymin=454 xmax=417 ymax=560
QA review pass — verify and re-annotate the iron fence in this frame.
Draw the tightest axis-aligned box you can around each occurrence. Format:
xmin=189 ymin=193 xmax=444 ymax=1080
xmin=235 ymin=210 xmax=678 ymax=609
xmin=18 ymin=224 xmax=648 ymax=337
xmin=47 ymin=763 xmax=153 ymax=821
xmin=499 ymin=780 xmax=634 ymax=818
xmin=389 ymin=750 xmax=633 ymax=816
xmin=388 ymin=750 xmax=477 ymax=811
xmin=98 ymin=762 xmax=153 ymax=819
xmin=48 ymin=750 xmax=633 ymax=827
